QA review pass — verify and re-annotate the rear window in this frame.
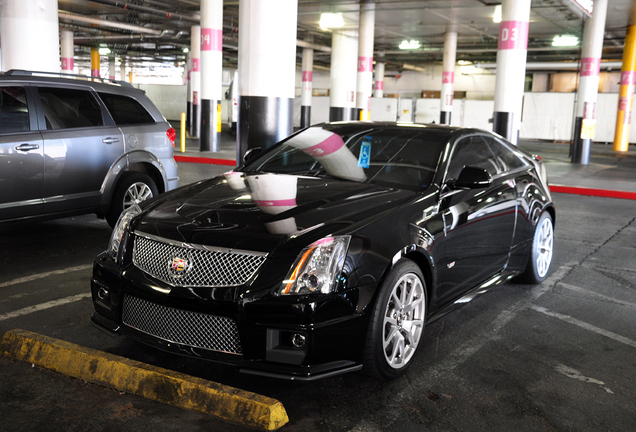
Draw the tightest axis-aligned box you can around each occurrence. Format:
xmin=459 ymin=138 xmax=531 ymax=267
xmin=98 ymin=93 xmax=155 ymax=125
xmin=0 ymin=86 xmax=30 ymax=134
xmin=38 ymin=87 xmax=104 ymax=130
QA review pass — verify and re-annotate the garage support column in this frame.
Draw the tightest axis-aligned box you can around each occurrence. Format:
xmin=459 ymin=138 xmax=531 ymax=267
xmin=200 ymin=0 xmax=223 ymax=152
xmin=374 ymin=60 xmax=384 ymax=98
xmin=613 ymin=2 xmax=636 ymax=152
xmin=572 ymin=0 xmax=608 ymax=165
xmin=108 ymin=55 xmax=116 ymax=80
xmin=119 ymin=58 xmax=126 ymax=81
xmin=493 ymin=0 xmax=530 ymax=145
xmin=0 ymin=0 xmax=59 ymax=72
xmin=301 ymin=48 xmax=313 ymax=128
xmin=329 ymin=29 xmax=359 ymax=121
xmin=356 ymin=2 xmax=375 ymax=121
xmin=91 ymin=47 xmax=100 ymax=78
xmin=61 ymin=30 xmax=74 ymax=73
xmin=440 ymin=30 xmax=457 ymax=125
xmin=185 ymin=52 xmax=192 ymax=130
xmin=238 ymin=0 xmax=297 ymax=161
xmin=190 ymin=25 xmax=201 ymax=138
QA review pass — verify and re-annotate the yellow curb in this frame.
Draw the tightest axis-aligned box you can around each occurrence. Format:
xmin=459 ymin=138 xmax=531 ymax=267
xmin=1 ymin=329 xmax=288 ymax=431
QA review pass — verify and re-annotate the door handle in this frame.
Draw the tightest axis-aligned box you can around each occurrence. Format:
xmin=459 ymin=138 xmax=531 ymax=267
xmin=102 ymin=137 xmax=120 ymax=144
xmin=15 ymin=143 xmax=40 ymax=151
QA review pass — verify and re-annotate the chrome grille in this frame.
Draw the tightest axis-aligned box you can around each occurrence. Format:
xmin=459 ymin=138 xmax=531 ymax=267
xmin=122 ymin=295 xmax=242 ymax=355
xmin=132 ymin=233 xmax=267 ymax=287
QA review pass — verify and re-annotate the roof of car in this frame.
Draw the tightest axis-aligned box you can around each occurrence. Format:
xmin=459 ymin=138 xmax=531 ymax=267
xmin=0 ymin=69 xmax=143 ymax=95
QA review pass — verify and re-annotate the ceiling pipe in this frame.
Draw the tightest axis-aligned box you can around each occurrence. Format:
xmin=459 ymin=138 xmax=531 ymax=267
xmin=475 ymin=61 xmax=623 ymax=70
xmin=401 ymin=63 xmax=426 ymax=72
xmin=297 ymin=39 xmax=332 ymax=53
xmin=86 ymin=0 xmax=200 ymax=23
xmin=58 ymin=11 xmax=164 ymax=35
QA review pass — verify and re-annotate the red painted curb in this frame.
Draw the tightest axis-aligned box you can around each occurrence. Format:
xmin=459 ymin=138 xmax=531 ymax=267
xmin=174 ymin=155 xmax=236 ymax=166
xmin=550 ymin=184 xmax=636 ymax=200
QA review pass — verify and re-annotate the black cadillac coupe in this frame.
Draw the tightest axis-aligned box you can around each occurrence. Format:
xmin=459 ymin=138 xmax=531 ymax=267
xmin=91 ymin=122 xmax=554 ymax=380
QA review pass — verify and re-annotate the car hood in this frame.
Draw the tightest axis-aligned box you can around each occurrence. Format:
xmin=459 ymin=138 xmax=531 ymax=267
xmin=134 ymin=172 xmax=419 ymax=256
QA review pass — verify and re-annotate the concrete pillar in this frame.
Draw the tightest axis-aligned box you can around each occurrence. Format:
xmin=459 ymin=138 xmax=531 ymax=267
xmin=108 ymin=55 xmax=116 ymax=80
xmin=356 ymin=2 xmax=375 ymax=121
xmin=493 ymin=0 xmax=530 ymax=145
xmin=91 ymin=47 xmax=100 ymax=78
xmin=374 ymin=60 xmax=384 ymax=98
xmin=61 ymin=29 xmax=74 ymax=73
xmin=185 ymin=52 xmax=192 ymax=130
xmin=237 ymin=0 xmax=297 ymax=161
xmin=200 ymin=0 xmax=223 ymax=152
xmin=0 ymin=0 xmax=59 ymax=72
xmin=120 ymin=58 xmax=126 ymax=81
xmin=190 ymin=25 xmax=201 ymax=138
xmin=613 ymin=0 xmax=636 ymax=152
xmin=572 ymin=0 xmax=608 ymax=164
xmin=440 ymin=30 xmax=457 ymax=125
xmin=329 ymin=29 xmax=359 ymax=121
xmin=301 ymin=48 xmax=313 ymax=128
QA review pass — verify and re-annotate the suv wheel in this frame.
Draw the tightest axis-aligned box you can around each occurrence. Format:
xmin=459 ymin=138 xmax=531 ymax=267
xmin=107 ymin=172 xmax=158 ymax=227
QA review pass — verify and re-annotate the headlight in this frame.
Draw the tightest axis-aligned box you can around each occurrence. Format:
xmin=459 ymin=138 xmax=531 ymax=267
xmin=280 ymin=236 xmax=350 ymax=295
xmin=108 ymin=204 xmax=141 ymax=260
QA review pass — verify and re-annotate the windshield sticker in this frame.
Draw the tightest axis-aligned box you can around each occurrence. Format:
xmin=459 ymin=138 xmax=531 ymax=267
xmin=358 ymin=137 xmax=372 ymax=168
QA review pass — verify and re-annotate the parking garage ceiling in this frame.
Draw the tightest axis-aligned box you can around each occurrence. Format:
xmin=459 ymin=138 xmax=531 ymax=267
xmin=58 ymin=0 xmax=632 ymax=73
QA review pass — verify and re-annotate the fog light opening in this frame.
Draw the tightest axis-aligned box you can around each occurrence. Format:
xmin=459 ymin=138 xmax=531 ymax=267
xmin=291 ymin=333 xmax=306 ymax=348
xmin=97 ymin=287 xmax=109 ymax=300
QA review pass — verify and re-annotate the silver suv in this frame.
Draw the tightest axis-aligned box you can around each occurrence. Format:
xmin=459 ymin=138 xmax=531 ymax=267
xmin=0 ymin=70 xmax=178 ymax=226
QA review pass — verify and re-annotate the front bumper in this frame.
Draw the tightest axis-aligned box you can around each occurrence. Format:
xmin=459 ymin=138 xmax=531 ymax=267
xmin=90 ymin=252 xmax=372 ymax=380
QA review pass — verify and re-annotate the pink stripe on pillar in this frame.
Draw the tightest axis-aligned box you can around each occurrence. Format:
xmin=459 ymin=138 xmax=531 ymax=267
xmin=375 ymin=81 xmax=384 ymax=90
xmin=91 ymin=69 xmax=100 ymax=78
xmin=497 ymin=21 xmax=529 ymax=50
xmin=201 ymin=28 xmax=223 ymax=51
xmin=301 ymin=134 xmax=344 ymax=157
xmin=191 ymin=58 xmax=200 ymax=72
xmin=62 ymin=58 xmax=74 ymax=70
xmin=442 ymin=71 xmax=454 ymax=84
xmin=620 ymin=71 xmax=636 ymax=85
xmin=580 ymin=58 xmax=601 ymax=77
xmin=358 ymin=56 xmax=373 ymax=73
xmin=302 ymin=71 xmax=313 ymax=82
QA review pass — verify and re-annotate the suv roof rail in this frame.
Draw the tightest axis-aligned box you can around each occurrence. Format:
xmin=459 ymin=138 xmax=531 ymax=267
xmin=3 ymin=69 xmax=134 ymax=88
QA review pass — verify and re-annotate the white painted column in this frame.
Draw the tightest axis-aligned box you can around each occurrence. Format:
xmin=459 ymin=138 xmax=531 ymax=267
xmin=190 ymin=25 xmax=201 ymax=138
xmin=238 ymin=0 xmax=297 ymax=160
xmin=572 ymin=0 xmax=608 ymax=165
xmin=493 ymin=0 xmax=530 ymax=145
xmin=330 ymin=29 xmax=359 ymax=121
xmin=185 ymin=52 xmax=191 ymax=130
xmin=60 ymin=29 xmax=74 ymax=73
xmin=200 ymin=0 xmax=223 ymax=152
xmin=356 ymin=2 xmax=375 ymax=121
xmin=440 ymin=30 xmax=457 ymax=125
xmin=301 ymin=48 xmax=313 ymax=128
xmin=0 ymin=0 xmax=59 ymax=72
xmin=108 ymin=55 xmax=116 ymax=80
xmin=374 ymin=61 xmax=384 ymax=98
xmin=119 ymin=58 xmax=126 ymax=81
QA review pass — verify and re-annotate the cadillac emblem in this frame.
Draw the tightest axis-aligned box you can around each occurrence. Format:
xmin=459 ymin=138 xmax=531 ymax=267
xmin=168 ymin=253 xmax=192 ymax=279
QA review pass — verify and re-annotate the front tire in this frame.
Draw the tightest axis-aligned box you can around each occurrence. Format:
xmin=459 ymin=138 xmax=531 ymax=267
xmin=363 ymin=259 xmax=427 ymax=380
xmin=106 ymin=172 xmax=158 ymax=227
xmin=521 ymin=211 xmax=554 ymax=284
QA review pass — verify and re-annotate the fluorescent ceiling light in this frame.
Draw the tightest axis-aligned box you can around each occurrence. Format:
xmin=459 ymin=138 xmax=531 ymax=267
xmin=99 ymin=47 xmax=111 ymax=55
xmin=399 ymin=40 xmax=421 ymax=50
xmin=319 ymin=13 xmax=344 ymax=30
xmin=552 ymin=35 xmax=579 ymax=47
xmin=493 ymin=5 xmax=502 ymax=23
xmin=183 ymin=47 xmax=189 ymax=53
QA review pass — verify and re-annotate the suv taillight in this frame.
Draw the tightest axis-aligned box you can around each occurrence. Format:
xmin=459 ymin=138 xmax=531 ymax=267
xmin=166 ymin=127 xmax=176 ymax=147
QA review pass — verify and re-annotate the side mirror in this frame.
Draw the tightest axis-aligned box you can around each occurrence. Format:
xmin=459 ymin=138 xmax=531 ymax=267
xmin=454 ymin=166 xmax=492 ymax=189
xmin=243 ymin=147 xmax=262 ymax=164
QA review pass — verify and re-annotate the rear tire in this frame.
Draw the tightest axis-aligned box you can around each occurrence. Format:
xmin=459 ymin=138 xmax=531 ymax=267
xmin=106 ymin=172 xmax=158 ymax=227
xmin=363 ymin=259 xmax=427 ymax=380
xmin=520 ymin=211 xmax=554 ymax=284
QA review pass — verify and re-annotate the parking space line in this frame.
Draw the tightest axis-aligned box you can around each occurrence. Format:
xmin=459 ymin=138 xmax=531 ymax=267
xmin=0 ymin=264 xmax=92 ymax=288
xmin=530 ymin=305 xmax=636 ymax=349
xmin=0 ymin=293 xmax=91 ymax=322
xmin=558 ymin=282 xmax=636 ymax=310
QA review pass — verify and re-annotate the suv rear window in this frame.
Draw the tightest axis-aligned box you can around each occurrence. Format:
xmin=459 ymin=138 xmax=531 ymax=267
xmin=38 ymin=87 xmax=104 ymax=130
xmin=0 ymin=86 xmax=30 ymax=134
xmin=98 ymin=93 xmax=155 ymax=125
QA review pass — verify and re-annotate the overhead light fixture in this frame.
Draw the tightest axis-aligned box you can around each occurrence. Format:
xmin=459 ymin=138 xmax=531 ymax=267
xmin=319 ymin=13 xmax=344 ymax=30
xmin=458 ymin=60 xmax=472 ymax=66
xmin=99 ymin=47 xmax=111 ymax=55
xmin=493 ymin=5 xmax=502 ymax=23
xmin=552 ymin=35 xmax=579 ymax=47
xmin=183 ymin=47 xmax=189 ymax=53
xmin=399 ymin=40 xmax=421 ymax=50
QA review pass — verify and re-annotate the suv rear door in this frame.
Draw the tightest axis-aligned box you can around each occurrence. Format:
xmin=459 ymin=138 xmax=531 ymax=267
xmin=0 ymin=85 xmax=44 ymax=220
xmin=33 ymin=85 xmax=124 ymax=215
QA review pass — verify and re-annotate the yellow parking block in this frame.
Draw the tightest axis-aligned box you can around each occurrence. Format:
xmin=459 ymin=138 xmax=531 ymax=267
xmin=1 ymin=329 xmax=288 ymax=431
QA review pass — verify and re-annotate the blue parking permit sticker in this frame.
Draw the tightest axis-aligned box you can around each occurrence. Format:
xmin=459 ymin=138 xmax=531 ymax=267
xmin=358 ymin=138 xmax=371 ymax=168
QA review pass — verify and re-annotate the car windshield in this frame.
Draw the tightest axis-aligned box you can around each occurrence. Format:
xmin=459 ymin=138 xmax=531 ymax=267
xmin=242 ymin=124 xmax=448 ymax=190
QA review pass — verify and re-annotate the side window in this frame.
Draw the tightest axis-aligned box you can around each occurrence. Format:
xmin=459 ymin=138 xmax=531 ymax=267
xmin=98 ymin=93 xmax=155 ymax=125
xmin=0 ymin=86 xmax=30 ymax=134
xmin=446 ymin=135 xmax=499 ymax=181
xmin=481 ymin=136 xmax=527 ymax=172
xmin=38 ymin=87 xmax=104 ymax=129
